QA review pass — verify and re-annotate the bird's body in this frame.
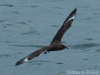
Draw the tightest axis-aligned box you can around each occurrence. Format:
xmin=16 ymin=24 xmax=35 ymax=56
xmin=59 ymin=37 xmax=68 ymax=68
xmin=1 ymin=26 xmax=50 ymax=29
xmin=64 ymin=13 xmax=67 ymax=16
xmin=46 ymin=42 xmax=67 ymax=52
xmin=15 ymin=8 xmax=77 ymax=66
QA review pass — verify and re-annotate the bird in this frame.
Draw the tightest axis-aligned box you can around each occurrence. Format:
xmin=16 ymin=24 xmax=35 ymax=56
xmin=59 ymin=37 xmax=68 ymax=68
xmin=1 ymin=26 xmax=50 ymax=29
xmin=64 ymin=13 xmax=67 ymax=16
xmin=15 ymin=8 xmax=77 ymax=66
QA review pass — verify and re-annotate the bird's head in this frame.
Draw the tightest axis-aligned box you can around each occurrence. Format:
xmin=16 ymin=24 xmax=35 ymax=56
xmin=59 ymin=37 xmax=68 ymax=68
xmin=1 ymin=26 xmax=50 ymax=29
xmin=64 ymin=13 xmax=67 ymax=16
xmin=61 ymin=44 xmax=68 ymax=49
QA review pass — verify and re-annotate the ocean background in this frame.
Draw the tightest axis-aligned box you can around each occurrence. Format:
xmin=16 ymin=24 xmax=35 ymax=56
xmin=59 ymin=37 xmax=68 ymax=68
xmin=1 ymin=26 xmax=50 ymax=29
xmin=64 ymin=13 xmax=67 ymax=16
xmin=0 ymin=0 xmax=100 ymax=75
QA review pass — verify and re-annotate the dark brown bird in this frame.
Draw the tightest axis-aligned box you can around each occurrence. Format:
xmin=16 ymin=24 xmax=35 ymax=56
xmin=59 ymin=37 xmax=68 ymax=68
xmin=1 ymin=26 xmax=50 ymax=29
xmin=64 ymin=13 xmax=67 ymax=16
xmin=15 ymin=8 xmax=77 ymax=66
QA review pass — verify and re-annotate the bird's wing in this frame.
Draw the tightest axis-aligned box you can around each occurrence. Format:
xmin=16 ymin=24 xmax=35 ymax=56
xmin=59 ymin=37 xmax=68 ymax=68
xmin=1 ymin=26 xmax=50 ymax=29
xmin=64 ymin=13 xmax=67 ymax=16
xmin=15 ymin=45 xmax=53 ymax=66
xmin=51 ymin=8 xmax=77 ymax=44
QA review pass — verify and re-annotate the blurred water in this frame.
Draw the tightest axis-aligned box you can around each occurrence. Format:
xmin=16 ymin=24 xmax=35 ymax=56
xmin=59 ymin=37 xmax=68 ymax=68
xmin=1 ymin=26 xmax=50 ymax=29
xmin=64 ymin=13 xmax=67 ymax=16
xmin=0 ymin=0 xmax=100 ymax=75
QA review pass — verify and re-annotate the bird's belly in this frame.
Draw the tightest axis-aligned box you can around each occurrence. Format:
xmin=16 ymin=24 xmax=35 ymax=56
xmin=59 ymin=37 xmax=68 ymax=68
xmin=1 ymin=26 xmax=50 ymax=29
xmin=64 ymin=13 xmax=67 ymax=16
xmin=48 ymin=47 xmax=63 ymax=51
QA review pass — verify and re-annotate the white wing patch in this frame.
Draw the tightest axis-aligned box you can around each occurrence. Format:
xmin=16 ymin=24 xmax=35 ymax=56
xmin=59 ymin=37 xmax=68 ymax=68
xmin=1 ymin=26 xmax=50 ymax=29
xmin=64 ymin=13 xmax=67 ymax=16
xmin=65 ymin=15 xmax=75 ymax=24
xmin=24 ymin=57 xmax=29 ymax=62
xmin=69 ymin=16 xmax=75 ymax=21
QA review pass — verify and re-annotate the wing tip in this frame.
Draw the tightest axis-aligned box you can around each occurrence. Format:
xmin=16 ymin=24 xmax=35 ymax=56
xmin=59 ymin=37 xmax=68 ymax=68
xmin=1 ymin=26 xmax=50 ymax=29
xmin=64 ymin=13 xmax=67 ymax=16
xmin=15 ymin=57 xmax=29 ymax=66
xmin=74 ymin=8 xmax=77 ymax=12
xmin=15 ymin=61 xmax=21 ymax=66
xmin=66 ymin=8 xmax=77 ymax=23
xmin=72 ymin=8 xmax=77 ymax=16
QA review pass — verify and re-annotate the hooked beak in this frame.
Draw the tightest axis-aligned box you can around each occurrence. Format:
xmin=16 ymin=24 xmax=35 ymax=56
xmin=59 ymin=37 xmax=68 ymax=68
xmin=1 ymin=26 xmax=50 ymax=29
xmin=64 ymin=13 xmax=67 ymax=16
xmin=66 ymin=47 xmax=68 ymax=49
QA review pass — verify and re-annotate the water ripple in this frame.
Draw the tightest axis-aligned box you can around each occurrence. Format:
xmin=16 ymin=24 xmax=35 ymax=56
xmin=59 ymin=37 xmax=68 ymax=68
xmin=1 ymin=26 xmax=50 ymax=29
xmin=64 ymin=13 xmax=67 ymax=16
xmin=0 ymin=4 xmax=13 ymax=7
xmin=56 ymin=62 xmax=63 ymax=64
xmin=11 ymin=11 xmax=19 ymax=14
xmin=82 ymin=59 xmax=88 ymax=60
xmin=52 ymin=25 xmax=59 ymax=27
xmin=0 ymin=20 xmax=7 ymax=22
xmin=0 ymin=54 xmax=10 ymax=58
xmin=21 ymin=31 xmax=40 ymax=35
xmin=0 ymin=52 xmax=23 ymax=58
xmin=71 ymin=43 xmax=100 ymax=50
xmin=16 ymin=22 xmax=27 ymax=25
xmin=95 ymin=49 xmax=100 ymax=52
xmin=85 ymin=38 xmax=93 ymax=41
xmin=30 ymin=5 xmax=38 ymax=8
xmin=10 ymin=45 xmax=44 ymax=48
xmin=28 ymin=60 xmax=51 ymax=65
xmin=86 ymin=17 xmax=92 ymax=20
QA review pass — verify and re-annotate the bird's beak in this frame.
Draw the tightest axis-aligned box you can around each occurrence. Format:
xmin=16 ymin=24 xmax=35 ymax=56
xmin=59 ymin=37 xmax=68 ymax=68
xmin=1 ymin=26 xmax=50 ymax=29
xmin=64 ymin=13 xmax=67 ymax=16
xmin=66 ymin=47 xmax=68 ymax=49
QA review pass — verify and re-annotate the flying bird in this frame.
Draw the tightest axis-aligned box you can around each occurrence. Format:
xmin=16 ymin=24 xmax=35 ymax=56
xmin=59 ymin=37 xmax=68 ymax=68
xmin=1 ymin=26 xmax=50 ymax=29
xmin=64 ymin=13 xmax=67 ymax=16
xmin=15 ymin=8 xmax=77 ymax=66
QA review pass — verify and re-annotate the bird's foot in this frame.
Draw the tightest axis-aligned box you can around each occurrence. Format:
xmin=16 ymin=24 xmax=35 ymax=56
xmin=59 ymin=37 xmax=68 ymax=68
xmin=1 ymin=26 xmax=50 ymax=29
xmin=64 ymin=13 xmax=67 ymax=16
xmin=44 ymin=51 xmax=47 ymax=54
xmin=44 ymin=50 xmax=50 ymax=54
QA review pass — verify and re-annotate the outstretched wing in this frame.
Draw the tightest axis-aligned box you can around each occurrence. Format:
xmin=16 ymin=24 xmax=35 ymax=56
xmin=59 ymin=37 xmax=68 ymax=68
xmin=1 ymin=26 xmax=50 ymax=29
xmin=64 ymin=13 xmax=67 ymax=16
xmin=15 ymin=46 xmax=52 ymax=66
xmin=51 ymin=8 xmax=77 ymax=44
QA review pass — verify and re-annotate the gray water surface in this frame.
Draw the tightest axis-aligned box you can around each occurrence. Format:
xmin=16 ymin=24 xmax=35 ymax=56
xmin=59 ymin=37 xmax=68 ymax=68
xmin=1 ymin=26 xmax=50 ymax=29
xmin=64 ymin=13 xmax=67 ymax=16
xmin=0 ymin=0 xmax=100 ymax=75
